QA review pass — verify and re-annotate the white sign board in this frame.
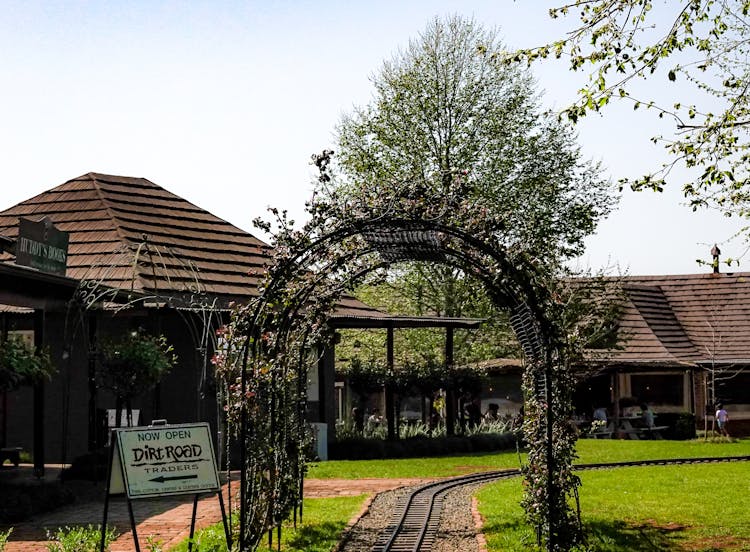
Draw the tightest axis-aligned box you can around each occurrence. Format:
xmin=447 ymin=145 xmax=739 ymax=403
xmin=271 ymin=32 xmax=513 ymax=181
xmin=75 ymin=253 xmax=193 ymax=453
xmin=108 ymin=423 xmax=220 ymax=499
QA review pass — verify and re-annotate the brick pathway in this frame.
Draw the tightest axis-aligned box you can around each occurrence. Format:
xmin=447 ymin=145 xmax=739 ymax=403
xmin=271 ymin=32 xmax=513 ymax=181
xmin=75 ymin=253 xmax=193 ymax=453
xmin=1 ymin=471 xmax=437 ymax=551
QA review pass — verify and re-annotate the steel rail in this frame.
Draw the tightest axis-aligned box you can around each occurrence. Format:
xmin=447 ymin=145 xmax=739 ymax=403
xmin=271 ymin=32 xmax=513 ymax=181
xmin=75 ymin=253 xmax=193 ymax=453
xmin=370 ymin=455 xmax=750 ymax=552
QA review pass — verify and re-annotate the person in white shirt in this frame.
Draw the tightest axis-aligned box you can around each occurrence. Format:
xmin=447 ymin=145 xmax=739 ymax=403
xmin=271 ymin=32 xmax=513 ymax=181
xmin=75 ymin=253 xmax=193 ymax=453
xmin=715 ymin=404 xmax=730 ymax=437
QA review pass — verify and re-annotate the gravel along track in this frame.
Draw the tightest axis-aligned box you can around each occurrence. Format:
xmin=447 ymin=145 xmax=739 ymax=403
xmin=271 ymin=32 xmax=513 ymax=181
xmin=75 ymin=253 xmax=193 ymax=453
xmin=337 ymin=455 xmax=750 ymax=552
xmin=338 ymin=487 xmax=411 ymax=552
xmin=430 ymin=483 xmax=482 ymax=552
xmin=338 ymin=483 xmax=483 ymax=552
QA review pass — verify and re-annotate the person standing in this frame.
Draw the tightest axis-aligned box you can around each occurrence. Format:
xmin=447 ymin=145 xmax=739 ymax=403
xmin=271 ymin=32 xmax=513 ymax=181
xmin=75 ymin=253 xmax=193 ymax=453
xmin=640 ymin=403 xmax=655 ymax=428
xmin=715 ymin=404 xmax=730 ymax=437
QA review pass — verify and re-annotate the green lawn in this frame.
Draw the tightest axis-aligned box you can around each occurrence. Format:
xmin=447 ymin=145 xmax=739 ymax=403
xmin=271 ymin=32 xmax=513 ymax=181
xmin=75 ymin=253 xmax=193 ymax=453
xmin=307 ymin=438 xmax=750 ymax=479
xmin=171 ymin=439 xmax=750 ymax=551
xmin=574 ymin=437 xmax=750 ymax=464
xmin=476 ymin=462 xmax=750 ymax=551
xmin=307 ymin=450 xmax=523 ymax=479
xmin=169 ymin=495 xmax=366 ymax=552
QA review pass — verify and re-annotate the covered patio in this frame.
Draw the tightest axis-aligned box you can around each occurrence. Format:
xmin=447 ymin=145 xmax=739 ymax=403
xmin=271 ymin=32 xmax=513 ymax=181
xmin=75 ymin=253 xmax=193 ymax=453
xmin=313 ymin=313 xmax=484 ymax=444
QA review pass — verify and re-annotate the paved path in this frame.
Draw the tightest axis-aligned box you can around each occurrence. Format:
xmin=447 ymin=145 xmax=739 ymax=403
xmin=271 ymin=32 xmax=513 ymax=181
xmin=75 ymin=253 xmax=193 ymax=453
xmin=1 ymin=470 xmax=436 ymax=551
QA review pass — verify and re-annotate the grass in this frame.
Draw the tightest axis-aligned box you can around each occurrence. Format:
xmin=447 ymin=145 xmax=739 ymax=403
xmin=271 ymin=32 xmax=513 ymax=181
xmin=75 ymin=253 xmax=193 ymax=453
xmin=168 ymin=439 xmax=749 ymax=551
xmin=574 ymin=437 xmax=750 ymax=464
xmin=307 ymin=438 xmax=750 ymax=479
xmin=307 ymin=449 xmax=524 ymax=479
xmin=476 ymin=462 xmax=750 ymax=551
xmin=169 ymin=495 xmax=366 ymax=552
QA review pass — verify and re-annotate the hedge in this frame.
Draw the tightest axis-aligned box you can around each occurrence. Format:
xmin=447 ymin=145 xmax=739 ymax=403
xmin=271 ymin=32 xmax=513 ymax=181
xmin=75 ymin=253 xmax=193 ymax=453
xmin=328 ymin=431 xmax=518 ymax=460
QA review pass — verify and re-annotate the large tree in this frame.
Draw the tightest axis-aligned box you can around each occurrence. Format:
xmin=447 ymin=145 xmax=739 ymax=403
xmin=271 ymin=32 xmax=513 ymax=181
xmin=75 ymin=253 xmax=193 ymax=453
xmin=517 ymin=1 xmax=750 ymax=225
xmin=318 ymin=18 xmax=617 ymax=549
xmin=327 ymin=15 xmax=615 ymax=367
xmin=332 ymin=15 xmax=615 ymax=267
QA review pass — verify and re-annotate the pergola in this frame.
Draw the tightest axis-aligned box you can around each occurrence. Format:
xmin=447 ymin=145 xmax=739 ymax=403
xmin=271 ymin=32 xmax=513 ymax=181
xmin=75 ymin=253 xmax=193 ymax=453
xmin=0 ymin=261 xmax=80 ymax=476
xmin=320 ymin=313 xmax=484 ymax=441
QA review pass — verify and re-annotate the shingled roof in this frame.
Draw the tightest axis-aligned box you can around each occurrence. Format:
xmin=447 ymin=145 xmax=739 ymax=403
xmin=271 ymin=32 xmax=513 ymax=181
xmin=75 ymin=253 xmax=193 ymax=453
xmin=596 ymin=272 xmax=750 ymax=368
xmin=0 ymin=172 xmax=374 ymax=315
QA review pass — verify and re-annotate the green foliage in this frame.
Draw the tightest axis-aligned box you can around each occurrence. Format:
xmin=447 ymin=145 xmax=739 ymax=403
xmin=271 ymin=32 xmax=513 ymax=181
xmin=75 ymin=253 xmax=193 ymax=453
xmin=340 ymin=358 xmax=387 ymax=397
xmin=170 ymin=496 xmax=366 ymax=552
xmin=477 ymin=462 xmax=750 ymax=551
xmin=45 ymin=525 xmax=117 ymax=552
xmin=557 ymin=275 xmax=626 ymax=356
xmin=340 ymin=357 xmax=486 ymax=401
xmin=518 ymin=1 xmax=750 ymax=228
xmin=329 ymin=431 xmax=517 ymax=460
xmin=98 ymin=329 xmax=176 ymax=402
xmin=520 ymin=348 xmax=582 ymax=550
xmin=345 ymin=267 xmax=521 ymax=365
xmin=145 ymin=535 xmax=165 ymax=552
xmin=213 ymin=308 xmax=310 ymax=550
xmin=0 ymin=529 xmax=11 ymax=551
xmin=334 ymin=15 xmax=615 ymax=266
xmin=653 ymin=411 xmax=697 ymax=440
xmin=307 ymin=438 xmax=750 ymax=480
xmin=0 ymin=334 xmax=54 ymax=392
xmin=171 ymin=520 xmax=234 ymax=551
xmin=232 ymin=15 xmax=618 ymax=551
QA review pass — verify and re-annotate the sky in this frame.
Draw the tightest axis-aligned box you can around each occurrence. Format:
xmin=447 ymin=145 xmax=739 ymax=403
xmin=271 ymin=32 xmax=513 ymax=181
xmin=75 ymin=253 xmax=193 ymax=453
xmin=1 ymin=1 xmax=746 ymax=276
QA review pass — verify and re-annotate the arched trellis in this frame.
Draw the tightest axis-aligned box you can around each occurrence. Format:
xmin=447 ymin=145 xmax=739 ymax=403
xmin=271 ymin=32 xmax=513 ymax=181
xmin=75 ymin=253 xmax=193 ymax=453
xmin=58 ymin=239 xmax=226 ymax=466
xmin=226 ymin=216 xmax=582 ymax=551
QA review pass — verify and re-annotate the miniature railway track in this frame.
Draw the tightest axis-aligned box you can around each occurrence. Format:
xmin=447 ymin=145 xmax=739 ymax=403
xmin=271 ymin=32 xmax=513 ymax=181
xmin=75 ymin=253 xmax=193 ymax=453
xmin=370 ymin=455 xmax=750 ymax=552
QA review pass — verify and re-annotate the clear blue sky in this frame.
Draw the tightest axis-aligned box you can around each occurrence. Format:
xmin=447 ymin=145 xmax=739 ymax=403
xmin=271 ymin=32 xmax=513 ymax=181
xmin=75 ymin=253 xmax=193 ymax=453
xmin=1 ymin=1 xmax=744 ymax=275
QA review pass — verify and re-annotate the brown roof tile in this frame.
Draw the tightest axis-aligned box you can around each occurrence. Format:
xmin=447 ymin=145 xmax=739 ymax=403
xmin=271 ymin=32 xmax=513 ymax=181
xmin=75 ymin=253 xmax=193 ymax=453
xmin=0 ymin=173 xmax=376 ymax=317
xmin=590 ymin=272 xmax=750 ymax=366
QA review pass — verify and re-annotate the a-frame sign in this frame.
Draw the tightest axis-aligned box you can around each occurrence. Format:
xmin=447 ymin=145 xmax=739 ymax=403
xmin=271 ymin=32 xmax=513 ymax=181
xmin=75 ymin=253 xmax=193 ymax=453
xmin=100 ymin=421 xmax=231 ymax=552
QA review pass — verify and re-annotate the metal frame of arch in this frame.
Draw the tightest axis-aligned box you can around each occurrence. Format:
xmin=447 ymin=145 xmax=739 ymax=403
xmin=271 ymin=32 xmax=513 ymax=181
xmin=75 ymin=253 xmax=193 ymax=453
xmin=234 ymin=217 xmax=578 ymax=551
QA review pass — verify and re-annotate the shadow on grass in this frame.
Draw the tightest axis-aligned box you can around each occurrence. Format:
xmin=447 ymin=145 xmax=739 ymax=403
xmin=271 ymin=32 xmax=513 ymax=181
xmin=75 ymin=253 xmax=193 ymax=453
xmin=482 ymin=519 xmax=688 ymax=551
xmin=582 ymin=519 xmax=687 ymax=551
xmin=284 ymin=521 xmax=346 ymax=552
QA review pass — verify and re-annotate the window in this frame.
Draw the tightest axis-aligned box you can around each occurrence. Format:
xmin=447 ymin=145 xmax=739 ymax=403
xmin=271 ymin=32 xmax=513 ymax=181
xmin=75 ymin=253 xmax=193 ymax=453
xmin=630 ymin=373 xmax=684 ymax=407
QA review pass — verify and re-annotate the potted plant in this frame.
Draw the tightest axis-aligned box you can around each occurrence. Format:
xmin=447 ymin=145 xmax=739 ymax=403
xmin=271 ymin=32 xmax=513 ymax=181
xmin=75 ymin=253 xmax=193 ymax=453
xmin=0 ymin=334 xmax=54 ymax=392
xmin=98 ymin=329 xmax=177 ymax=427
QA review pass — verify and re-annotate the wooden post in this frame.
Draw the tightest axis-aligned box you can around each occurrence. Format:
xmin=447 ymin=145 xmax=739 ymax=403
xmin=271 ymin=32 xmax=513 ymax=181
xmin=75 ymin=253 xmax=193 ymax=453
xmin=320 ymin=342 xmax=337 ymax=432
xmin=1 ymin=313 xmax=6 ymax=449
xmin=612 ymin=371 xmax=621 ymax=435
xmin=33 ymin=308 xmax=45 ymax=478
xmin=386 ymin=326 xmax=396 ymax=440
xmin=445 ymin=327 xmax=455 ymax=436
xmin=87 ymin=314 xmax=98 ymax=451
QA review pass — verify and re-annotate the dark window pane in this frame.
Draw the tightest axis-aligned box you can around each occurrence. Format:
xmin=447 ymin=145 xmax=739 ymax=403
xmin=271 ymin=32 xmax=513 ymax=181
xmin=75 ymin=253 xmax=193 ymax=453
xmin=715 ymin=372 xmax=750 ymax=405
xmin=630 ymin=374 xmax=683 ymax=406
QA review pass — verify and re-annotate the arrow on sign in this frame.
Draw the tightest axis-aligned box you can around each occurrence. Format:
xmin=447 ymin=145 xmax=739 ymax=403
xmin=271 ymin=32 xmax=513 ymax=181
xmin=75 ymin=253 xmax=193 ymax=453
xmin=149 ymin=474 xmax=199 ymax=483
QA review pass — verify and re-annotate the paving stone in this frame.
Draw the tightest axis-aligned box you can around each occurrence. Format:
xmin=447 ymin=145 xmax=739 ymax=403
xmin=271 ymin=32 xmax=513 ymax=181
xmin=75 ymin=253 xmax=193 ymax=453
xmin=1 ymin=470 xmax=438 ymax=551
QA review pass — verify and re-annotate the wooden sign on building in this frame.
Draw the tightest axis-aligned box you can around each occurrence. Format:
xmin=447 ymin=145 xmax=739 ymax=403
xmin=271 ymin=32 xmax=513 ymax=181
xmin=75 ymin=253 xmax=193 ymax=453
xmin=15 ymin=217 xmax=69 ymax=276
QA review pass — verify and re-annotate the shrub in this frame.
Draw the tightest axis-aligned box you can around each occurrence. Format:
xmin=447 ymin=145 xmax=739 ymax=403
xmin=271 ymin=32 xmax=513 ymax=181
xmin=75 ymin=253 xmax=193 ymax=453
xmin=60 ymin=448 xmax=109 ymax=481
xmin=0 ymin=529 xmax=12 ymax=551
xmin=0 ymin=334 xmax=54 ymax=392
xmin=98 ymin=330 xmax=176 ymax=411
xmin=0 ymin=481 xmax=75 ymax=523
xmin=329 ymin=431 xmax=517 ymax=460
xmin=45 ymin=525 xmax=117 ymax=552
xmin=655 ymin=412 xmax=696 ymax=440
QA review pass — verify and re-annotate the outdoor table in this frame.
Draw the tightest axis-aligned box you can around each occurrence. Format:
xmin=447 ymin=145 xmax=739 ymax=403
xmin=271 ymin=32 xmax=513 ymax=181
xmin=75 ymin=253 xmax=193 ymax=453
xmin=585 ymin=420 xmax=613 ymax=439
xmin=616 ymin=416 xmax=667 ymax=439
xmin=613 ymin=416 xmax=646 ymax=439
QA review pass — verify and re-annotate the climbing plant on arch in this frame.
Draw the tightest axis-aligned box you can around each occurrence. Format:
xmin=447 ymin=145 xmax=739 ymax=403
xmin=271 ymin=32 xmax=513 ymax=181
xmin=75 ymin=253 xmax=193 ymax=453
xmin=217 ymin=154 xmax=583 ymax=551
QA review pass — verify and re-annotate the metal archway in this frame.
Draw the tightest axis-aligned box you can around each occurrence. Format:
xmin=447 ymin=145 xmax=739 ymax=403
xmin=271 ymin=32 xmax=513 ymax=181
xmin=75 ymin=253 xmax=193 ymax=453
xmin=230 ymin=216 xmax=580 ymax=551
